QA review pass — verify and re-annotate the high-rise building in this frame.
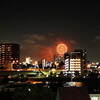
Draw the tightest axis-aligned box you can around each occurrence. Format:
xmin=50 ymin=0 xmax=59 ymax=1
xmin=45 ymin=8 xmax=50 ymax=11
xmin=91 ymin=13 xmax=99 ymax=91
xmin=25 ymin=57 xmax=32 ymax=64
xmin=70 ymin=49 xmax=87 ymax=73
xmin=64 ymin=53 xmax=70 ymax=71
xmin=64 ymin=49 xmax=87 ymax=73
xmin=0 ymin=43 xmax=20 ymax=68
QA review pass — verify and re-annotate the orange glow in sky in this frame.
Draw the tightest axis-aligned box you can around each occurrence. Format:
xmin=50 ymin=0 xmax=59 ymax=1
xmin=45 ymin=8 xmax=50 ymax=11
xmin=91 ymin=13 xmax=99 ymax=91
xmin=56 ymin=43 xmax=68 ymax=55
xmin=40 ymin=41 xmax=69 ymax=61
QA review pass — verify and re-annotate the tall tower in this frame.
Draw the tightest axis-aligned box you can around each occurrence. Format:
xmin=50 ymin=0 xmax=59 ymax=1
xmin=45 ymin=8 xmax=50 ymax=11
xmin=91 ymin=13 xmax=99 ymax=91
xmin=64 ymin=49 xmax=87 ymax=74
xmin=64 ymin=53 xmax=70 ymax=71
xmin=70 ymin=49 xmax=87 ymax=73
xmin=0 ymin=43 xmax=20 ymax=68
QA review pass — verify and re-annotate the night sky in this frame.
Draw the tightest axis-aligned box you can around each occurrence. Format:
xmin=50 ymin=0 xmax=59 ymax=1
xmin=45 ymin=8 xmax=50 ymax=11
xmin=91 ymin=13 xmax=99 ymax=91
xmin=0 ymin=1 xmax=100 ymax=61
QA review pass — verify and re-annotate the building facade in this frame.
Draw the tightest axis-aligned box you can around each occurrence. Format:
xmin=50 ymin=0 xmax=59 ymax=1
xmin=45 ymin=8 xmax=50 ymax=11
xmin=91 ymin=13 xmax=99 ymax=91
xmin=64 ymin=49 xmax=87 ymax=73
xmin=0 ymin=43 xmax=20 ymax=68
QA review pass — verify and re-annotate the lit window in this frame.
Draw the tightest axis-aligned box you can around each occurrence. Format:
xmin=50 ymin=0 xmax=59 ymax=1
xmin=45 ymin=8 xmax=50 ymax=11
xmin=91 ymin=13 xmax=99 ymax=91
xmin=2 ymin=45 xmax=5 ymax=47
xmin=7 ymin=47 xmax=11 ymax=51
xmin=91 ymin=97 xmax=98 ymax=100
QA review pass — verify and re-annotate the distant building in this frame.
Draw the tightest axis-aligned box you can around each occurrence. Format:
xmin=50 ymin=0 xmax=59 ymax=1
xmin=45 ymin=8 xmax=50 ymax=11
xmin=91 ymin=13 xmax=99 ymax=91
xmin=0 ymin=43 xmax=20 ymax=68
xmin=64 ymin=53 xmax=70 ymax=71
xmin=42 ymin=59 xmax=46 ymax=69
xmin=25 ymin=57 xmax=32 ymax=64
xmin=64 ymin=49 xmax=87 ymax=73
xmin=54 ymin=54 xmax=64 ymax=62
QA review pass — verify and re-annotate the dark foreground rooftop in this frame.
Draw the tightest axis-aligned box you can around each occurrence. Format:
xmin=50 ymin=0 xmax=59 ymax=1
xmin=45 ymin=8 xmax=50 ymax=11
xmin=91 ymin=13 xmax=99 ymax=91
xmin=0 ymin=84 xmax=91 ymax=100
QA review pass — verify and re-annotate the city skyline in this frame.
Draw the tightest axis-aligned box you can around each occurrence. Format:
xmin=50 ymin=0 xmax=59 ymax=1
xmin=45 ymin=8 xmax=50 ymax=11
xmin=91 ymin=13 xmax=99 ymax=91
xmin=0 ymin=1 xmax=100 ymax=61
xmin=0 ymin=1 xmax=100 ymax=99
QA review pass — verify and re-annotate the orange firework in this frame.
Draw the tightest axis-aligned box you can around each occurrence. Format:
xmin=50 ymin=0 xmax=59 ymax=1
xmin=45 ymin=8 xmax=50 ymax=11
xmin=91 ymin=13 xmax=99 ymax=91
xmin=56 ymin=43 xmax=68 ymax=55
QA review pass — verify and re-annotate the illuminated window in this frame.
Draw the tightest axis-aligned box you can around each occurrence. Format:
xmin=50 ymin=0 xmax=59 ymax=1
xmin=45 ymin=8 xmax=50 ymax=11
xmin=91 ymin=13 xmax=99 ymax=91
xmin=91 ymin=97 xmax=98 ymax=100
xmin=7 ymin=47 xmax=11 ymax=51
xmin=2 ymin=45 xmax=5 ymax=47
